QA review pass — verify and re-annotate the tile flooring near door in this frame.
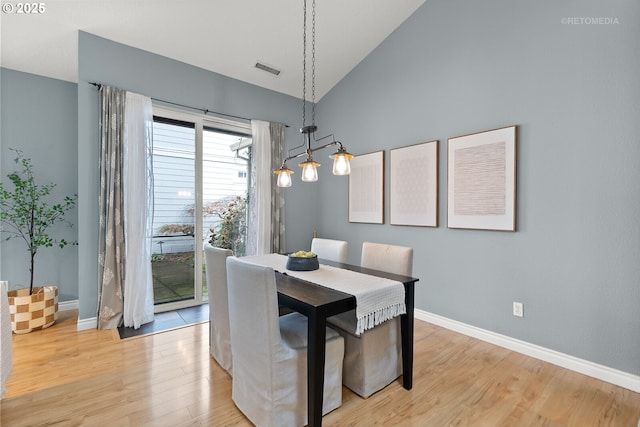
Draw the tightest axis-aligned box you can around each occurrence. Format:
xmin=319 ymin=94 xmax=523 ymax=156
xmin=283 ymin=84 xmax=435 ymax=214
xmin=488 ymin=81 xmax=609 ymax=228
xmin=118 ymin=304 xmax=209 ymax=339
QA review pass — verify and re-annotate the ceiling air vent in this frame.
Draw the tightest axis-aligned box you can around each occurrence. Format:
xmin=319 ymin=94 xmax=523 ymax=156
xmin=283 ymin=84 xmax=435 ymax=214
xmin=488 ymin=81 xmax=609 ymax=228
xmin=255 ymin=61 xmax=281 ymax=76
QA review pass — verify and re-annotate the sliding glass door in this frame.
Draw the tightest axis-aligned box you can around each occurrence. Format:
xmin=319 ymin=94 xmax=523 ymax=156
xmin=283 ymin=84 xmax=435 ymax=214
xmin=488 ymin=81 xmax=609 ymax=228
xmin=151 ymin=107 xmax=250 ymax=311
xmin=202 ymin=128 xmax=250 ymax=259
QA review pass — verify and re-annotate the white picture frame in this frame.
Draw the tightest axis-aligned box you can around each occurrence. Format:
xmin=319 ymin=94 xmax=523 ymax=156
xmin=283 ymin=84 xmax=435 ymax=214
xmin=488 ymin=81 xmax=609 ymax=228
xmin=349 ymin=150 xmax=384 ymax=224
xmin=390 ymin=140 xmax=438 ymax=227
xmin=447 ymin=125 xmax=517 ymax=231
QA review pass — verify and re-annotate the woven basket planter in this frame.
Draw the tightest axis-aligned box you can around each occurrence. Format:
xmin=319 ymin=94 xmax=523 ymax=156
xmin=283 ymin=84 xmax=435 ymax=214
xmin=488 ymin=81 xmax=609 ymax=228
xmin=7 ymin=286 xmax=58 ymax=334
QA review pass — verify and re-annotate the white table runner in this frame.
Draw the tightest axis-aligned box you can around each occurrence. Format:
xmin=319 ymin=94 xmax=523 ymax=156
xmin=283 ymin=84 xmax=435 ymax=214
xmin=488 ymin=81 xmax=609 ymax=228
xmin=243 ymin=254 xmax=406 ymax=335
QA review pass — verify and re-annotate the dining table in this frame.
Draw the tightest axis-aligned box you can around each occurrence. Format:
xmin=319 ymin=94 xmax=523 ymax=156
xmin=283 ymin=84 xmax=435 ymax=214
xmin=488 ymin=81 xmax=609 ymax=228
xmin=243 ymin=254 xmax=419 ymax=427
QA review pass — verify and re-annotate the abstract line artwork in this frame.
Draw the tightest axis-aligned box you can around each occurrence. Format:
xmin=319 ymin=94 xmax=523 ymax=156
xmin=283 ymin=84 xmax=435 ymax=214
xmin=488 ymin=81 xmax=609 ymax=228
xmin=447 ymin=126 xmax=517 ymax=231
xmin=390 ymin=140 xmax=438 ymax=227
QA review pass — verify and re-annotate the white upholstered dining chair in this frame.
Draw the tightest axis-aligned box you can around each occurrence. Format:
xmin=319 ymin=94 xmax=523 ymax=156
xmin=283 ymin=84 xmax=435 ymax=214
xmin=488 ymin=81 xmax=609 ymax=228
xmin=327 ymin=242 xmax=413 ymax=398
xmin=226 ymin=256 xmax=344 ymax=426
xmin=204 ymin=244 xmax=234 ymax=376
xmin=310 ymin=238 xmax=348 ymax=263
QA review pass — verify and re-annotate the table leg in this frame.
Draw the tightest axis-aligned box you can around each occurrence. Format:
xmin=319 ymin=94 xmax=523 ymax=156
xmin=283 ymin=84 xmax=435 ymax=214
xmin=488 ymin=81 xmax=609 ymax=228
xmin=307 ymin=314 xmax=326 ymax=427
xmin=401 ymin=281 xmax=415 ymax=390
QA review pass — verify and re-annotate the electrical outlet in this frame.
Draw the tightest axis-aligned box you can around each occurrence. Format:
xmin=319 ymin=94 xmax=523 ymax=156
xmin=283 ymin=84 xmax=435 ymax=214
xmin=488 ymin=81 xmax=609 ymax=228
xmin=513 ymin=301 xmax=524 ymax=317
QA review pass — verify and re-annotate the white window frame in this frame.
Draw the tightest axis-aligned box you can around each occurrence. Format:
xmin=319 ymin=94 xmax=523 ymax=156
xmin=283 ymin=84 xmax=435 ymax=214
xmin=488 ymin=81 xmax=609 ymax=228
xmin=152 ymin=105 xmax=251 ymax=312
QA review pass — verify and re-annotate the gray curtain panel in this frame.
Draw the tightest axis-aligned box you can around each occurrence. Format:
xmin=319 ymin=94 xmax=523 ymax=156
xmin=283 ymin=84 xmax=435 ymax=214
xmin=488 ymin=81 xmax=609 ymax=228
xmin=270 ymin=123 xmax=286 ymax=254
xmin=97 ymin=86 xmax=126 ymax=330
xmin=247 ymin=121 xmax=286 ymax=256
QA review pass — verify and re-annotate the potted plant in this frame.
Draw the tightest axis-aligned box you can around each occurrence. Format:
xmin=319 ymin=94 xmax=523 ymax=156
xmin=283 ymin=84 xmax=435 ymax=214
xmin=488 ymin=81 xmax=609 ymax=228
xmin=0 ymin=148 xmax=77 ymax=334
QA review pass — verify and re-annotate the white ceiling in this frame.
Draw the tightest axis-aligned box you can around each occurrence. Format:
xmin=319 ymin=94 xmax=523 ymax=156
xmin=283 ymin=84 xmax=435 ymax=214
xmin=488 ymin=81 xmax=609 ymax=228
xmin=0 ymin=0 xmax=426 ymax=100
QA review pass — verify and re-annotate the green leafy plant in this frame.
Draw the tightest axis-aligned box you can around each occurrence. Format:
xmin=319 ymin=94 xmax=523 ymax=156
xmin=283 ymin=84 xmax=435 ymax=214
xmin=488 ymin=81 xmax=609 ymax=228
xmin=150 ymin=253 xmax=165 ymax=262
xmin=0 ymin=149 xmax=77 ymax=294
xmin=204 ymin=195 xmax=247 ymax=256
xmin=158 ymin=223 xmax=194 ymax=236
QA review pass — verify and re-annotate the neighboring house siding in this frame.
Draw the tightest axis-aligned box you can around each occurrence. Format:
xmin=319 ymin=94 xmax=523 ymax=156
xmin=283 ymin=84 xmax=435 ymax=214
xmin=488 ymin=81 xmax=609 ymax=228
xmin=151 ymin=122 xmax=249 ymax=255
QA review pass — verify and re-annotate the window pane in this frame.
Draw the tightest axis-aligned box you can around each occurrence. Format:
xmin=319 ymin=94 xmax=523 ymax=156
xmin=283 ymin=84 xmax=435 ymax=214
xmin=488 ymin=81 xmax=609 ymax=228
xmin=151 ymin=121 xmax=196 ymax=305
xmin=202 ymin=129 xmax=250 ymax=258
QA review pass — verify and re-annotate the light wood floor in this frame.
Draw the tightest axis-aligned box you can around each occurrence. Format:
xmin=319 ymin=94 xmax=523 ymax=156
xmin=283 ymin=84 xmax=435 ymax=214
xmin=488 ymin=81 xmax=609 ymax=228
xmin=1 ymin=310 xmax=639 ymax=426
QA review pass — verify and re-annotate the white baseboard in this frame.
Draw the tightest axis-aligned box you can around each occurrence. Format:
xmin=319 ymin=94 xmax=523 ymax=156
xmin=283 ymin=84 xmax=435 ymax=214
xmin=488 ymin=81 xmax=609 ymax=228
xmin=59 ymin=299 xmax=79 ymax=312
xmin=76 ymin=316 xmax=97 ymax=331
xmin=415 ymin=309 xmax=640 ymax=393
xmin=58 ymin=300 xmax=97 ymax=331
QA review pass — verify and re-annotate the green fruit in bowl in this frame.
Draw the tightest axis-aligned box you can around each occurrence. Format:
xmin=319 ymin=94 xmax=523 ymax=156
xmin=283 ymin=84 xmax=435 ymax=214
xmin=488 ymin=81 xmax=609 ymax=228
xmin=290 ymin=250 xmax=316 ymax=258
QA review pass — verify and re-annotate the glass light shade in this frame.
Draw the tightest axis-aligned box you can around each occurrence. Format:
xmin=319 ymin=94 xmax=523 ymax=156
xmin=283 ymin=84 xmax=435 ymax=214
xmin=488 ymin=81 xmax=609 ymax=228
xmin=300 ymin=160 xmax=320 ymax=182
xmin=332 ymin=152 xmax=352 ymax=175
xmin=276 ymin=171 xmax=293 ymax=187
xmin=275 ymin=166 xmax=294 ymax=187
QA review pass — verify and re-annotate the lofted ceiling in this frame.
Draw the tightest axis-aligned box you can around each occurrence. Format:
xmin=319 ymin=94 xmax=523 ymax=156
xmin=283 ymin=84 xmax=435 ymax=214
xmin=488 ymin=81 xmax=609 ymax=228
xmin=0 ymin=0 xmax=426 ymax=100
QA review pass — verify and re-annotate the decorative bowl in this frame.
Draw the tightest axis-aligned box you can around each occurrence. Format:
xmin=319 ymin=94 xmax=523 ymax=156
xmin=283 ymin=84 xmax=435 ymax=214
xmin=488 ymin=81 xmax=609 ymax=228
xmin=286 ymin=253 xmax=319 ymax=271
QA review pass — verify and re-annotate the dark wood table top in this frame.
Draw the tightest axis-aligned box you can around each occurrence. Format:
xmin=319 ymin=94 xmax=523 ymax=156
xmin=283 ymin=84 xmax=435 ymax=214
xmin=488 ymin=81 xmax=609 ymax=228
xmin=272 ymin=256 xmax=419 ymax=427
xmin=275 ymin=257 xmax=418 ymax=319
xmin=276 ymin=271 xmax=356 ymax=317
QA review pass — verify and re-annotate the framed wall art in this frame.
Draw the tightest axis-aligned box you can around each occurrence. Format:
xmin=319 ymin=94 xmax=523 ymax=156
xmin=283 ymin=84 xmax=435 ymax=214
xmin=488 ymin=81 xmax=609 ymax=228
xmin=349 ymin=150 xmax=384 ymax=224
xmin=390 ymin=140 xmax=439 ymax=227
xmin=447 ymin=125 xmax=517 ymax=231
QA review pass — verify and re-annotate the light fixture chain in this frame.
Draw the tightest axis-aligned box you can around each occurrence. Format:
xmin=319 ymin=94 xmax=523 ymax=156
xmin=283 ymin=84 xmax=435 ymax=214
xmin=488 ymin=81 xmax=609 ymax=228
xmin=276 ymin=0 xmax=352 ymax=187
xmin=311 ymin=0 xmax=316 ymax=126
xmin=302 ymin=0 xmax=307 ymax=128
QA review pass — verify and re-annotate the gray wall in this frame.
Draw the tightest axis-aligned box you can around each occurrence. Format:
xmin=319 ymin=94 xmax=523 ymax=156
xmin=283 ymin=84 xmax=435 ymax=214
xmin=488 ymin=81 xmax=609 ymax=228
xmin=0 ymin=69 xmax=78 ymax=301
xmin=289 ymin=0 xmax=639 ymax=376
xmin=76 ymin=32 xmax=302 ymax=319
xmin=1 ymin=0 xmax=637 ymax=379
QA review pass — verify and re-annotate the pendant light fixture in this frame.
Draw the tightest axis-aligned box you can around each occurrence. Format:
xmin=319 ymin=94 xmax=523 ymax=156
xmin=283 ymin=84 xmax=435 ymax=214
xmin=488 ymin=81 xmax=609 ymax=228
xmin=274 ymin=0 xmax=353 ymax=188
